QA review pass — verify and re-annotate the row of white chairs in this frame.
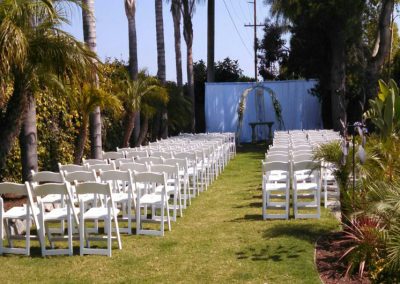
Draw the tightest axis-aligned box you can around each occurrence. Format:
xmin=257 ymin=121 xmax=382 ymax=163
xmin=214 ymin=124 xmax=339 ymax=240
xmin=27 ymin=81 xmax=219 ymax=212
xmin=1 ymin=133 xmax=236 ymax=257
xmin=262 ymin=130 xmax=341 ymax=220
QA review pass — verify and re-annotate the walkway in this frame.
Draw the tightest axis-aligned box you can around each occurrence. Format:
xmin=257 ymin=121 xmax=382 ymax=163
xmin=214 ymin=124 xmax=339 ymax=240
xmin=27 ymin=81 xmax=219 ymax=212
xmin=0 ymin=144 xmax=338 ymax=283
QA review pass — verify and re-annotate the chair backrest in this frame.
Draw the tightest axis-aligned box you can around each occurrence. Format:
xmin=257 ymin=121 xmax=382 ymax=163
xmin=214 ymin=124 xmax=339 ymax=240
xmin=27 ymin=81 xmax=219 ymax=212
xmin=262 ymin=161 xmax=290 ymax=173
xmin=99 ymin=169 xmax=132 ymax=183
xmin=63 ymin=170 xmax=97 ymax=183
xmin=117 ymin=147 xmax=131 ymax=153
xmin=58 ymin=163 xmax=86 ymax=173
xmin=31 ymin=170 xmax=64 ymax=184
xmin=292 ymin=160 xmax=319 ymax=172
xmin=82 ymin=158 xmax=107 ymax=166
xmin=163 ymin=158 xmax=188 ymax=170
xmin=125 ymin=151 xmax=148 ymax=159
xmin=149 ymin=164 xmax=178 ymax=177
xmin=152 ymin=151 xmax=173 ymax=159
xmin=137 ymin=156 xmax=164 ymax=165
xmin=0 ymin=182 xmax=29 ymax=196
xmin=87 ymin=162 xmax=116 ymax=173
xmin=264 ymin=154 xmax=289 ymax=163
xmin=114 ymin=158 xmax=134 ymax=169
xmin=173 ymin=152 xmax=197 ymax=165
xmin=133 ymin=172 xmax=166 ymax=185
xmin=75 ymin=182 xmax=112 ymax=196
xmin=119 ymin=162 xmax=148 ymax=172
xmin=292 ymin=153 xmax=313 ymax=162
xmin=102 ymin=151 xmax=125 ymax=160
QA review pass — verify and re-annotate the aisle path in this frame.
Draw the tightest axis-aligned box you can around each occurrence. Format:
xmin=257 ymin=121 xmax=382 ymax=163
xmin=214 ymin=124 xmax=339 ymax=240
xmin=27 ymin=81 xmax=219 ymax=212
xmin=1 ymin=144 xmax=338 ymax=283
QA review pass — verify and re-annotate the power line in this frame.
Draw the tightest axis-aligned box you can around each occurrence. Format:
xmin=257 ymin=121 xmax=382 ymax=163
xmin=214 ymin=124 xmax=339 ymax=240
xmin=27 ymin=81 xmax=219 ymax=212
xmin=229 ymin=0 xmax=253 ymax=43
xmin=222 ymin=0 xmax=252 ymax=56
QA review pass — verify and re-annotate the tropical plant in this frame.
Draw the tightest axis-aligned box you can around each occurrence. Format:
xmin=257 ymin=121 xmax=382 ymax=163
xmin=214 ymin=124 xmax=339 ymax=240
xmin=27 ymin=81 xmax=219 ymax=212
xmin=136 ymin=82 xmax=169 ymax=146
xmin=69 ymin=83 xmax=121 ymax=163
xmin=338 ymin=215 xmax=386 ymax=278
xmin=364 ymin=79 xmax=400 ymax=139
xmin=118 ymin=71 xmax=160 ymax=147
xmin=0 ymin=0 xmax=97 ymax=180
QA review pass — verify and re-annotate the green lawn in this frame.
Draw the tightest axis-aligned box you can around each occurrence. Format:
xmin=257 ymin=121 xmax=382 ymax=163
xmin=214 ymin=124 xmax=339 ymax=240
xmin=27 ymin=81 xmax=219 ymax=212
xmin=1 ymin=144 xmax=339 ymax=283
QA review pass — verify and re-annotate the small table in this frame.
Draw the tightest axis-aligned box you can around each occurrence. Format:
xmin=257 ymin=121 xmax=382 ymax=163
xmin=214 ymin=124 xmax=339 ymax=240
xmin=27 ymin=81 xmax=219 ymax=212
xmin=249 ymin=122 xmax=274 ymax=143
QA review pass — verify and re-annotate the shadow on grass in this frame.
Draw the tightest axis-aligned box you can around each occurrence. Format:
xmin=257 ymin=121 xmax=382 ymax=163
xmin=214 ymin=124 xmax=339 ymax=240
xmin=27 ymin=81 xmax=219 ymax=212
xmin=233 ymin=202 xmax=262 ymax=209
xmin=236 ymin=244 xmax=305 ymax=262
xmin=230 ymin=214 xmax=263 ymax=222
xmin=263 ymin=223 xmax=332 ymax=244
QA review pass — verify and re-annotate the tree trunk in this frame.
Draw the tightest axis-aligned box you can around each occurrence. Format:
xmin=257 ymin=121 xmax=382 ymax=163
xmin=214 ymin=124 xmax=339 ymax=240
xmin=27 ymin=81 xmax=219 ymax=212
xmin=182 ymin=1 xmax=195 ymax=132
xmin=207 ymin=0 xmax=215 ymax=83
xmin=155 ymin=0 xmax=166 ymax=83
xmin=136 ymin=116 xmax=149 ymax=146
xmin=122 ymin=111 xmax=135 ymax=147
xmin=0 ymin=78 xmax=29 ymax=178
xmin=330 ymin=31 xmax=347 ymax=132
xmin=365 ymin=0 xmax=394 ymax=101
xmin=82 ymin=0 xmax=102 ymax=159
xmin=125 ymin=0 xmax=140 ymax=142
xmin=19 ymin=94 xmax=38 ymax=182
xmin=74 ymin=117 xmax=89 ymax=164
xmin=171 ymin=0 xmax=183 ymax=89
xmin=155 ymin=0 xmax=168 ymax=138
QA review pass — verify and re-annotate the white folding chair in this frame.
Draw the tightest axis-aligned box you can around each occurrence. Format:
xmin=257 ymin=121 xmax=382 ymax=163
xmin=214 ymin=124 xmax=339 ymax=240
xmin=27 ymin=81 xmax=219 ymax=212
xmin=99 ymin=170 xmax=135 ymax=234
xmin=262 ymin=161 xmax=290 ymax=220
xmin=32 ymin=182 xmax=77 ymax=256
xmin=134 ymin=172 xmax=171 ymax=236
xmin=82 ymin=158 xmax=108 ymax=166
xmin=58 ymin=163 xmax=86 ymax=173
xmin=76 ymin=182 xmax=122 ymax=257
xmin=292 ymin=160 xmax=321 ymax=219
xmin=163 ymin=158 xmax=190 ymax=208
xmin=102 ymin=151 xmax=125 ymax=161
xmin=149 ymin=164 xmax=183 ymax=221
xmin=0 ymin=182 xmax=36 ymax=255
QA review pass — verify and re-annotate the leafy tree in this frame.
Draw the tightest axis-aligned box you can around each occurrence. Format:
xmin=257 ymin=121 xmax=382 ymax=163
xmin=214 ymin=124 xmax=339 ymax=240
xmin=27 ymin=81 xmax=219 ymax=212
xmin=258 ymin=22 xmax=288 ymax=80
xmin=0 ymin=0 xmax=97 ymax=180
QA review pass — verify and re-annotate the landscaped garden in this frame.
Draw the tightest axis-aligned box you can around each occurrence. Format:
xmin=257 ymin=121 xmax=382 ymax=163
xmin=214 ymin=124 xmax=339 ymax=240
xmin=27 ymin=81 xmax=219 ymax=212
xmin=1 ymin=0 xmax=400 ymax=283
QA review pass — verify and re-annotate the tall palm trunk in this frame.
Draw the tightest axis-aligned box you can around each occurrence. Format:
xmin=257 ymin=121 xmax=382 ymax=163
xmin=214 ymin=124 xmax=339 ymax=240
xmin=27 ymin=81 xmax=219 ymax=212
xmin=125 ymin=0 xmax=140 ymax=144
xmin=207 ymin=0 xmax=215 ymax=83
xmin=136 ymin=116 xmax=149 ymax=146
xmin=182 ymin=0 xmax=195 ymax=132
xmin=19 ymin=93 xmax=38 ymax=181
xmin=171 ymin=0 xmax=183 ymax=89
xmin=122 ymin=111 xmax=135 ymax=147
xmin=74 ymin=117 xmax=89 ymax=164
xmin=0 ymin=77 xmax=29 ymax=179
xmin=82 ymin=0 xmax=102 ymax=159
xmin=155 ymin=0 xmax=168 ymax=139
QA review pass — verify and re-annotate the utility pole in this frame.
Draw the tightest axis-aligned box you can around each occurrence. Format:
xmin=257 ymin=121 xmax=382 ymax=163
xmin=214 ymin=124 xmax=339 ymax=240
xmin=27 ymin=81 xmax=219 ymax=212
xmin=245 ymin=0 xmax=263 ymax=82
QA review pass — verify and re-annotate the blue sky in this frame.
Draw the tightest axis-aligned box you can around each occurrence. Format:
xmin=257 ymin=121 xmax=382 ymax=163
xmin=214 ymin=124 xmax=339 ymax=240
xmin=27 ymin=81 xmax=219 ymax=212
xmin=62 ymin=0 xmax=271 ymax=82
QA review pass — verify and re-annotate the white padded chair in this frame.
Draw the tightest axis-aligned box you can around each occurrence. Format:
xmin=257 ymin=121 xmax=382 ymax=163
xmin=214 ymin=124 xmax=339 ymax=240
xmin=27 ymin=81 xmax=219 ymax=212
xmin=134 ymin=172 xmax=171 ymax=236
xmin=292 ymin=160 xmax=321 ymax=219
xmin=99 ymin=170 xmax=135 ymax=234
xmin=0 ymin=182 xmax=36 ymax=255
xmin=262 ymin=161 xmax=290 ymax=220
xmin=32 ymin=182 xmax=77 ymax=256
xmin=76 ymin=182 xmax=122 ymax=257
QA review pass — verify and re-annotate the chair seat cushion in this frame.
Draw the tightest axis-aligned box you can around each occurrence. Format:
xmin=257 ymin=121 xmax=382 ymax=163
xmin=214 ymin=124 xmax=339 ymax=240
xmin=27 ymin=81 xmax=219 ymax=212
xmin=139 ymin=194 xmax=163 ymax=205
xmin=44 ymin=207 xmax=79 ymax=221
xmin=83 ymin=207 xmax=120 ymax=219
xmin=4 ymin=206 xmax=31 ymax=219
xmin=296 ymin=183 xmax=318 ymax=190
xmin=264 ymin=183 xmax=287 ymax=191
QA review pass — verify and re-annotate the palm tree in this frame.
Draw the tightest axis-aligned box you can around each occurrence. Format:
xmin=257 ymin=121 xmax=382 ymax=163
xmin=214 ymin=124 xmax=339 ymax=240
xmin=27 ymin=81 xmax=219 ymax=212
xmin=70 ymin=84 xmax=121 ymax=164
xmin=124 ymin=0 xmax=140 ymax=142
xmin=118 ymin=71 xmax=160 ymax=147
xmin=82 ymin=0 xmax=102 ymax=159
xmin=155 ymin=0 xmax=168 ymax=139
xmin=170 ymin=0 xmax=183 ymax=89
xmin=181 ymin=0 xmax=203 ymax=132
xmin=0 ymin=0 xmax=97 ymax=179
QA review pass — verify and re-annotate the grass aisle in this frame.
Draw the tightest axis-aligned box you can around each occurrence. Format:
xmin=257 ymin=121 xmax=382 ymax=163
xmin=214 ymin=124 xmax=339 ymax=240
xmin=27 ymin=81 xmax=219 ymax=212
xmin=1 ymin=144 xmax=339 ymax=283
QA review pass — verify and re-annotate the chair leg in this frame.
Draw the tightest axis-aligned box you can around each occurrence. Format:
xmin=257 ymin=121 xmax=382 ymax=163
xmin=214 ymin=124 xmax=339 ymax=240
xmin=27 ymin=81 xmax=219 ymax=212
xmin=67 ymin=210 xmax=73 ymax=256
xmin=0 ymin=214 xmax=3 ymax=255
xmin=79 ymin=214 xmax=84 ymax=256
xmin=107 ymin=212 xmax=112 ymax=257
xmin=25 ymin=218 xmax=30 ymax=256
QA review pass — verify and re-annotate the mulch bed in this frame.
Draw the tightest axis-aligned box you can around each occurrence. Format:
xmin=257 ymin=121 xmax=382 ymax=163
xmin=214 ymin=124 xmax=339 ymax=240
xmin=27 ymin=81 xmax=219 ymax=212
xmin=3 ymin=195 xmax=27 ymax=211
xmin=316 ymin=232 xmax=371 ymax=284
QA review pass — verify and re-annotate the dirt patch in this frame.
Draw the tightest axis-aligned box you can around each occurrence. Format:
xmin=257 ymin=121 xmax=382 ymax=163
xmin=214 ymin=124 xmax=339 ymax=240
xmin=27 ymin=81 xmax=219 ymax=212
xmin=3 ymin=195 xmax=27 ymax=211
xmin=316 ymin=232 xmax=371 ymax=284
